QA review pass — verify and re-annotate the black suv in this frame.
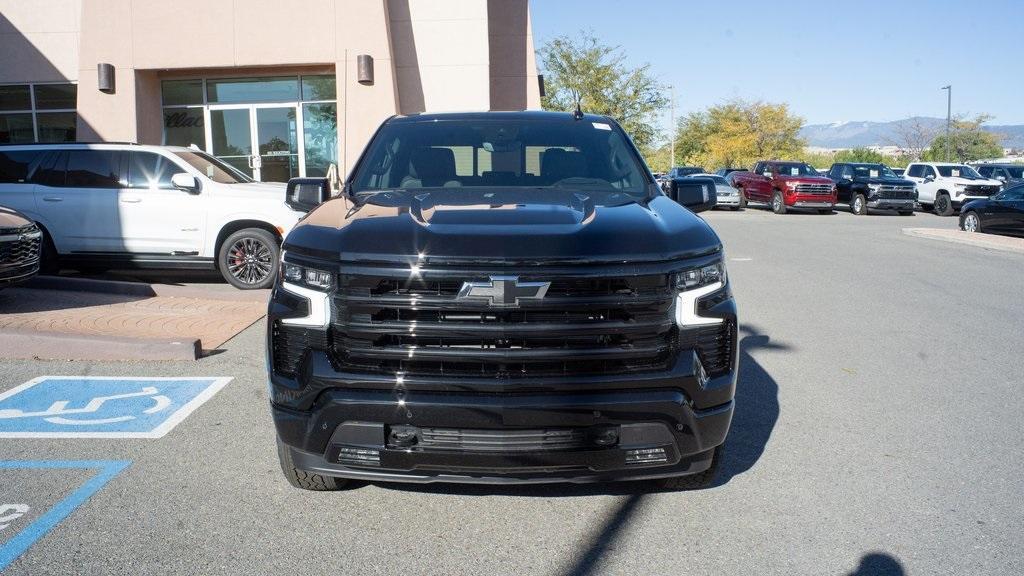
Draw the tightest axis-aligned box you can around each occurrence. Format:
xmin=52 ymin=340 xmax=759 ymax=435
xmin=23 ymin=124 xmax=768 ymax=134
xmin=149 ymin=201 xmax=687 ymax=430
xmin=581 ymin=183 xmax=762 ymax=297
xmin=973 ymin=163 xmax=1024 ymax=188
xmin=827 ymin=162 xmax=918 ymax=215
xmin=268 ymin=111 xmax=737 ymax=490
xmin=0 ymin=205 xmax=42 ymax=288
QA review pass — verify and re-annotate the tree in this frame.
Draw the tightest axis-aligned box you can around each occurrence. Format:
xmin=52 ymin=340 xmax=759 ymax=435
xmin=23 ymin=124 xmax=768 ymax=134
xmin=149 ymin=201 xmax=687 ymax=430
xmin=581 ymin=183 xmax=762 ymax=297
xmin=888 ymin=117 xmax=938 ymax=161
xmin=923 ymin=115 xmax=1004 ymax=162
xmin=538 ymin=32 xmax=667 ymax=151
xmin=673 ymin=100 xmax=805 ymax=169
xmin=833 ymin=148 xmax=890 ymax=164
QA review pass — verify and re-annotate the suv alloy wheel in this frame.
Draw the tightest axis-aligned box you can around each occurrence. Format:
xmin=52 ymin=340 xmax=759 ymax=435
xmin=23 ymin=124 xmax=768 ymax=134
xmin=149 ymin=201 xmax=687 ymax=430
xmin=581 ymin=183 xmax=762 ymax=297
xmin=218 ymin=228 xmax=280 ymax=289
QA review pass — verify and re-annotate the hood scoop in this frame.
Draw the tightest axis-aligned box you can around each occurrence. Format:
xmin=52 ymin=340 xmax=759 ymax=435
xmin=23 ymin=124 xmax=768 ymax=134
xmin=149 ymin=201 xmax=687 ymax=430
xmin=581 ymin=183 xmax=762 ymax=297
xmin=407 ymin=191 xmax=597 ymax=226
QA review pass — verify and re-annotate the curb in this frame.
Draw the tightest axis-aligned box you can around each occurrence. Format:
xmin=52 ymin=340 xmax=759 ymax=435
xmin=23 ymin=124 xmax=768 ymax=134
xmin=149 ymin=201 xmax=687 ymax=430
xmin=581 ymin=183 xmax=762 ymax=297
xmin=24 ymin=275 xmax=270 ymax=303
xmin=0 ymin=329 xmax=201 ymax=362
xmin=902 ymin=228 xmax=1024 ymax=255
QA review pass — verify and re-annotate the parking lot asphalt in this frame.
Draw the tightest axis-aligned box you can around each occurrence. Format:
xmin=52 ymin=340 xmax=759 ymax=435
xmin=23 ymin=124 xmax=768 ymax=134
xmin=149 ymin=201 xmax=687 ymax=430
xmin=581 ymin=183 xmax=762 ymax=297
xmin=1 ymin=207 xmax=1021 ymax=575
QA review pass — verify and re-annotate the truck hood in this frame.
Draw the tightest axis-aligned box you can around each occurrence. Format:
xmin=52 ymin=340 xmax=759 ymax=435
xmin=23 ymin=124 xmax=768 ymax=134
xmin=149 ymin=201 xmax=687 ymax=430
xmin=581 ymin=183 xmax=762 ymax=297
xmin=942 ymin=177 xmax=1002 ymax=186
xmin=776 ymin=175 xmax=833 ymax=184
xmin=285 ymin=190 xmax=722 ymax=265
xmin=0 ymin=205 xmax=32 ymax=230
xmin=213 ymin=181 xmax=287 ymax=200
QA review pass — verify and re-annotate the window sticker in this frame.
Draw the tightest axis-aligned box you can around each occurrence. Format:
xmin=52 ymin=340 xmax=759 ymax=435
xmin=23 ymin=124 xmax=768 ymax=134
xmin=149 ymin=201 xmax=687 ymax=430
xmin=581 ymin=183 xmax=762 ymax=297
xmin=869 ymin=170 xmax=879 ymax=178
xmin=592 ymin=122 xmax=611 ymax=131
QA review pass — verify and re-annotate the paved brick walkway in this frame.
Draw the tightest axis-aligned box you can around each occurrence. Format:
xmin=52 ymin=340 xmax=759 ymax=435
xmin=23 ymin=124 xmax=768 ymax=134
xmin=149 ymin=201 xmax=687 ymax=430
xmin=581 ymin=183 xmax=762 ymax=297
xmin=0 ymin=288 xmax=266 ymax=356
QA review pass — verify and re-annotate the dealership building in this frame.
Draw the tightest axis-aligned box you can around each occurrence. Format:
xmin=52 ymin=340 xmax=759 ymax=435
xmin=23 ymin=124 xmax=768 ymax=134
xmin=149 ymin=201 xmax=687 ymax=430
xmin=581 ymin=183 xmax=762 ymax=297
xmin=0 ymin=0 xmax=540 ymax=181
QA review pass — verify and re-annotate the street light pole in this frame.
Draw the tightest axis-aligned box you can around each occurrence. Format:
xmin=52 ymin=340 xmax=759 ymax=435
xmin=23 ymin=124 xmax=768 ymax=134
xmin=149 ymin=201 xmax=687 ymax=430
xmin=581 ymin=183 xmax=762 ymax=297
xmin=941 ymin=85 xmax=951 ymax=162
xmin=669 ymin=85 xmax=676 ymax=169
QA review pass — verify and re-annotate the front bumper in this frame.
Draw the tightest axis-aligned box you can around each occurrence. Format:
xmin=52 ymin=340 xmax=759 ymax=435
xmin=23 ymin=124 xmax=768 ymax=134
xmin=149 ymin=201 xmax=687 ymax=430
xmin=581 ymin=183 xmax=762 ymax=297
xmin=715 ymin=194 xmax=741 ymax=206
xmin=0 ymin=260 xmax=40 ymax=287
xmin=792 ymin=201 xmax=834 ymax=209
xmin=866 ymin=198 xmax=917 ymax=210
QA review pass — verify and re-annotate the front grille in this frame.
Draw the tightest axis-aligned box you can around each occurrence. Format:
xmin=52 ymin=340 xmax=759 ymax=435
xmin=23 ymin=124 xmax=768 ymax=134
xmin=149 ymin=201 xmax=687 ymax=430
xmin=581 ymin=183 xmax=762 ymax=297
xmin=331 ymin=271 xmax=678 ymax=378
xmin=964 ymin=185 xmax=999 ymax=196
xmin=876 ymin=185 xmax=916 ymax=200
xmin=794 ymin=183 xmax=832 ymax=194
xmin=0 ymin=226 xmax=41 ymax=265
xmin=272 ymin=321 xmax=328 ymax=378
xmin=416 ymin=427 xmax=587 ymax=452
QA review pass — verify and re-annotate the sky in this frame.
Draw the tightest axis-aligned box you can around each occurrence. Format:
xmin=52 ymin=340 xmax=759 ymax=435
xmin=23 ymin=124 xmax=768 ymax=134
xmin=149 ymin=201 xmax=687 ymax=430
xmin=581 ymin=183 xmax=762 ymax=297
xmin=530 ymin=0 xmax=1024 ymax=134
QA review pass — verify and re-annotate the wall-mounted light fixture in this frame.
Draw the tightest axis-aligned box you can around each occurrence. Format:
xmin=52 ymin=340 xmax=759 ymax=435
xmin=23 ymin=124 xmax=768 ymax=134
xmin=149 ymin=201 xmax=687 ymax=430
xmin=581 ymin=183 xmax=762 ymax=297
xmin=97 ymin=63 xmax=115 ymax=93
xmin=357 ymin=54 xmax=374 ymax=85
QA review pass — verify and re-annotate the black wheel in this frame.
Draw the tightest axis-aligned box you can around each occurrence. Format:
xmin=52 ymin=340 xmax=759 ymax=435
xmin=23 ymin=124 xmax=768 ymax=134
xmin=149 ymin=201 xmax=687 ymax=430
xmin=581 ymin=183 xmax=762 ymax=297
xmin=851 ymin=193 xmax=867 ymax=215
xmin=38 ymin=228 xmax=60 ymax=275
xmin=737 ymin=189 xmax=748 ymax=210
xmin=962 ymin=211 xmax=982 ymax=233
xmin=934 ymin=193 xmax=954 ymax=217
xmin=218 ymin=228 xmax=279 ymax=289
xmin=898 ymin=210 xmax=915 ymax=216
xmin=771 ymin=191 xmax=787 ymax=214
xmin=277 ymin=438 xmax=348 ymax=491
xmin=656 ymin=446 xmax=721 ymax=490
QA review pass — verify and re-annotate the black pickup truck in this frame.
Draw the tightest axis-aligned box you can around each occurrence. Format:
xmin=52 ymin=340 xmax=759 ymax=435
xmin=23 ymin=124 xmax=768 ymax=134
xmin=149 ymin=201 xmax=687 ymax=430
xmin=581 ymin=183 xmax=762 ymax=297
xmin=827 ymin=162 xmax=918 ymax=215
xmin=268 ymin=111 xmax=738 ymax=490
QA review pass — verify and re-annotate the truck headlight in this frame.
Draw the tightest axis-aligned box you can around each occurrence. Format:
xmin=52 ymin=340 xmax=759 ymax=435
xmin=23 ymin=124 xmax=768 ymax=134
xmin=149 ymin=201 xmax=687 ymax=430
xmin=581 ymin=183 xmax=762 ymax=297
xmin=954 ymin=183 xmax=967 ymax=191
xmin=674 ymin=261 xmax=727 ymax=327
xmin=282 ymin=262 xmax=334 ymax=291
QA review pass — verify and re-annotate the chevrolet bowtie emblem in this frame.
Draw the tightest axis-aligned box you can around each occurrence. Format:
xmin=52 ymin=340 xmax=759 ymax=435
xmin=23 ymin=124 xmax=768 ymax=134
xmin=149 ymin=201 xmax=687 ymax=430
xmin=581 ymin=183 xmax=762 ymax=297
xmin=457 ymin=276 xmax=551 ymax=307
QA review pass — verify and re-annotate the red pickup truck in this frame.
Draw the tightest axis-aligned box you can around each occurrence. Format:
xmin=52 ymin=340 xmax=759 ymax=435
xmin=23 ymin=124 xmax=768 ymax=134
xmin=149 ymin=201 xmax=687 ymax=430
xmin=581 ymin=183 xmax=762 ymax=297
xmin=729 ymin=161 xmax=837 ymax=214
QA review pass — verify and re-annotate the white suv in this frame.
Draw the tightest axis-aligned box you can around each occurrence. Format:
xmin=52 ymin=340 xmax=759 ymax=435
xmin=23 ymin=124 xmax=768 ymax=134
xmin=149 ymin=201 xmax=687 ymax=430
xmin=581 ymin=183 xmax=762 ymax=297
xmin=0 ymin=143 xmax=311 ymax=289
xmin=903 ymin=162 xmax=1003 ymax=216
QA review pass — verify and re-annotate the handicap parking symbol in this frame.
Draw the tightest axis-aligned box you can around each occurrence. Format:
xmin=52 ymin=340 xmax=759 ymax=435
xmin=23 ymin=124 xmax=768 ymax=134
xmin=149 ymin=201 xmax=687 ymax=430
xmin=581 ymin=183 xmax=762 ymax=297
xmin=0 ymin=377 xmax=232 ymax=438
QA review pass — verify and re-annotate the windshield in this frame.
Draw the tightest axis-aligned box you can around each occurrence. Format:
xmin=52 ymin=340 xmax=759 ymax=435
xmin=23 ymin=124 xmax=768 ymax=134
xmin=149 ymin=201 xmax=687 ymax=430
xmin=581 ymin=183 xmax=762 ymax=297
xmin=350 ymin=118 xmax=651 ymax=203
xmin=774 ymin=163 xmax=818 ymax=176
xmin=851 ymin=164 xmax=898 ymax=179
xmin=172 ymin=151 xmax=253 ymax=184
xmin=937 ymin=165 xmax=982 ymax=179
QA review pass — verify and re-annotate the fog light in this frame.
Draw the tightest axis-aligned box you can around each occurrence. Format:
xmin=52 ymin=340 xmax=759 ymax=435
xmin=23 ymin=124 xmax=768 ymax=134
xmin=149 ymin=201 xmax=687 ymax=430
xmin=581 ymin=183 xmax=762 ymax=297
xmin=389 ymin=425 xmax=418 ymax=448
xmin=625 ymin=447 xmax=668 ymax=465
xmin=338 ymin=447 xmax=380 ymax=466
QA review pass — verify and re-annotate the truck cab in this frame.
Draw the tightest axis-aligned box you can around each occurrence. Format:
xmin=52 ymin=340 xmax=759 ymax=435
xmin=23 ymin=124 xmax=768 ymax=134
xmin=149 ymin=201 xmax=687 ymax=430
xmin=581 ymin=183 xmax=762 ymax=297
xmin=827 ymin=162 xmax=918 ymax=215
xmin=904 ymin=162 xmax=1003 ymax=216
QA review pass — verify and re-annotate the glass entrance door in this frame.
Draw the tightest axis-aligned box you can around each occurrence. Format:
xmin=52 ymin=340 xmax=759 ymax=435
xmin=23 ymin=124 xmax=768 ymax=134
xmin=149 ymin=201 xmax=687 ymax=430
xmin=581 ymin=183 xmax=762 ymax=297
xmin=254 ymin=106 xmax=299 ymax=183
xmin=208 ymin=104 xmax=300 ymax=182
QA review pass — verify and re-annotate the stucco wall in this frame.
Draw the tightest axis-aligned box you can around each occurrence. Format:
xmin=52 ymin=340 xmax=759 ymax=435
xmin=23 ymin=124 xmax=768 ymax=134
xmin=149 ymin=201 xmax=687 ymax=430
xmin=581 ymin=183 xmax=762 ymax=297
xmin=0 ymin=0 xmax=81 ymax=83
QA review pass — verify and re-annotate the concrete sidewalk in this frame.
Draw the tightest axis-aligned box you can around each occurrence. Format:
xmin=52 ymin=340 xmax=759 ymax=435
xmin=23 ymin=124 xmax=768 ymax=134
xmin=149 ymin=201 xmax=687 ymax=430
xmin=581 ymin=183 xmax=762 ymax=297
xmin=0 ymin=278 xmax=269 ymax=361
xmin=902 ymin=227 xmax=1024 ymax=255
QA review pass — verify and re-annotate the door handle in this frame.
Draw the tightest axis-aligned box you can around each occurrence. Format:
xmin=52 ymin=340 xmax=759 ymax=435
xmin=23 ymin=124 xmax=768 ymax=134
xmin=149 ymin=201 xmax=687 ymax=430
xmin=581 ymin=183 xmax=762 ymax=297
xmin=42 ymin=196 xmax=63 ymax=202
xmin=120 ymin=197 xmax=142 ymax=203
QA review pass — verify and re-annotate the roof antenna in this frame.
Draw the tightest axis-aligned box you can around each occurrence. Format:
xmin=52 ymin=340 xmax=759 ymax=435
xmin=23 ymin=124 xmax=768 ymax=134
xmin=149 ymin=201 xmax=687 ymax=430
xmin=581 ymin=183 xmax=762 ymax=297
xmin=573 ymin=99 xmax=584 ymax=121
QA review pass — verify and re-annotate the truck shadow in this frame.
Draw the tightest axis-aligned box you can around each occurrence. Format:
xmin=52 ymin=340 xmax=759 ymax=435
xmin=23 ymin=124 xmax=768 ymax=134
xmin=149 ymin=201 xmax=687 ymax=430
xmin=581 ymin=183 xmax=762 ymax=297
xmin=370 ymin=324 xmax=785 ymax=497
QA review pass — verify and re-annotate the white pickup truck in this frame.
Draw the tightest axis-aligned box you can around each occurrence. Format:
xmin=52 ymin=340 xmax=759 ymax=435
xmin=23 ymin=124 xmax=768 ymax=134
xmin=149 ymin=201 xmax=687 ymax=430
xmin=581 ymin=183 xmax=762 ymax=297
xmin=0 ymin=143 xmax=320 ymax=288
xmin=903 ymin=162 xmax=1003 ymax=216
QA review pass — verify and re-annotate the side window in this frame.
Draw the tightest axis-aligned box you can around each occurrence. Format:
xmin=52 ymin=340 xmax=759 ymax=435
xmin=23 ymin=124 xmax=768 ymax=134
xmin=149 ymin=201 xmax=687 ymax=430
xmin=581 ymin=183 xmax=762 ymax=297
xmin=922 ymin=165 xmax=936 ymax=178
xmin=32 ymin=151 xmax=68 ymax=187
xmin=0 ymin=150 xmax=44 ymax=183
xmin=905 ymin=165 xmax=920 ymax=178
xmin=65 ymin=150 xmax=122 ymax=188
xmin=976 ymin=166 xmax=992 ymax=177
xmin=127 ymin=152 xmax=177 ymax=189
xmin=752 ymin=162 xmax=763 ymax=175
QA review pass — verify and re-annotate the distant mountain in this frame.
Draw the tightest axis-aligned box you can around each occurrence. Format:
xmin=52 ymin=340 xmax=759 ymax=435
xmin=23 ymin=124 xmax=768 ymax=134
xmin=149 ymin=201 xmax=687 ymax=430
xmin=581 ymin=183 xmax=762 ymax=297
xmin=800 ymin=117 xmax=1024 ymax=149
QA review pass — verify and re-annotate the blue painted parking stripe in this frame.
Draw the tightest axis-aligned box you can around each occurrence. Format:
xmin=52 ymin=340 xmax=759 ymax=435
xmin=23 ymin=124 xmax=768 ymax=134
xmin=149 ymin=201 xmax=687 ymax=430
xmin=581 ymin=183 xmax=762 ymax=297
xmin=0 ymin=460 xmax=131 ymax=571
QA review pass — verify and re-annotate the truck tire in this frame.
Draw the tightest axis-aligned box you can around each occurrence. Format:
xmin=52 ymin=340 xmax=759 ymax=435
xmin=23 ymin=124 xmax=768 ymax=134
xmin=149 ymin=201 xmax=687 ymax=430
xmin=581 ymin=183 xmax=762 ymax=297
xmin=851 ymin=193 xmax=867 ymax=215
xmin=656 ymin=446 xmax=721 ymax=490
xmin=934 ymin=193 xmax=954 ymax=217
xmin=38 ymin=229 xmax=60 ymax=275
xmin=218 ymin=228 xmax=280 ymax=289
xmin=771 ymin=191 xmax=787 ymax=214
xmin=277 ymin=438 xmax=349 ymax=491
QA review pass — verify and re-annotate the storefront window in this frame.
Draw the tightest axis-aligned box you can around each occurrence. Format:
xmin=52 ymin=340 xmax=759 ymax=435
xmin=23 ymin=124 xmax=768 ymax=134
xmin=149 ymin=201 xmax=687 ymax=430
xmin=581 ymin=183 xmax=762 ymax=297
xmin=207 ymin=77 xmax=299 ymax=104
xmin=163 ymin=107 xmax=205 ymax=148
xmin=302 ymin=103 xmax=337 ymax=177
xmin=161 ymin=80 xmax=203 ymax=106
xmin=301 ymin=76 xmax=336 ymax=101
xmin=0 ymin=83 xmax=77 ymax=143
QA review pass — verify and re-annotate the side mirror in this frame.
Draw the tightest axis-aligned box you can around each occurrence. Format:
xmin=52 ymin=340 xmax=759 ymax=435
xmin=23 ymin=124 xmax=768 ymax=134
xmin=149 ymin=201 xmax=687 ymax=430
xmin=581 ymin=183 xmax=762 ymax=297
xmin=673 ymin=177 xmax=717 ymax=213
xmin=170 ymin=172 xmax=200 ymax=193
xmin=286 ymin=177 xmax=332 ymax=212
xmin=924 ymin=175 xmax=935 ymax=182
